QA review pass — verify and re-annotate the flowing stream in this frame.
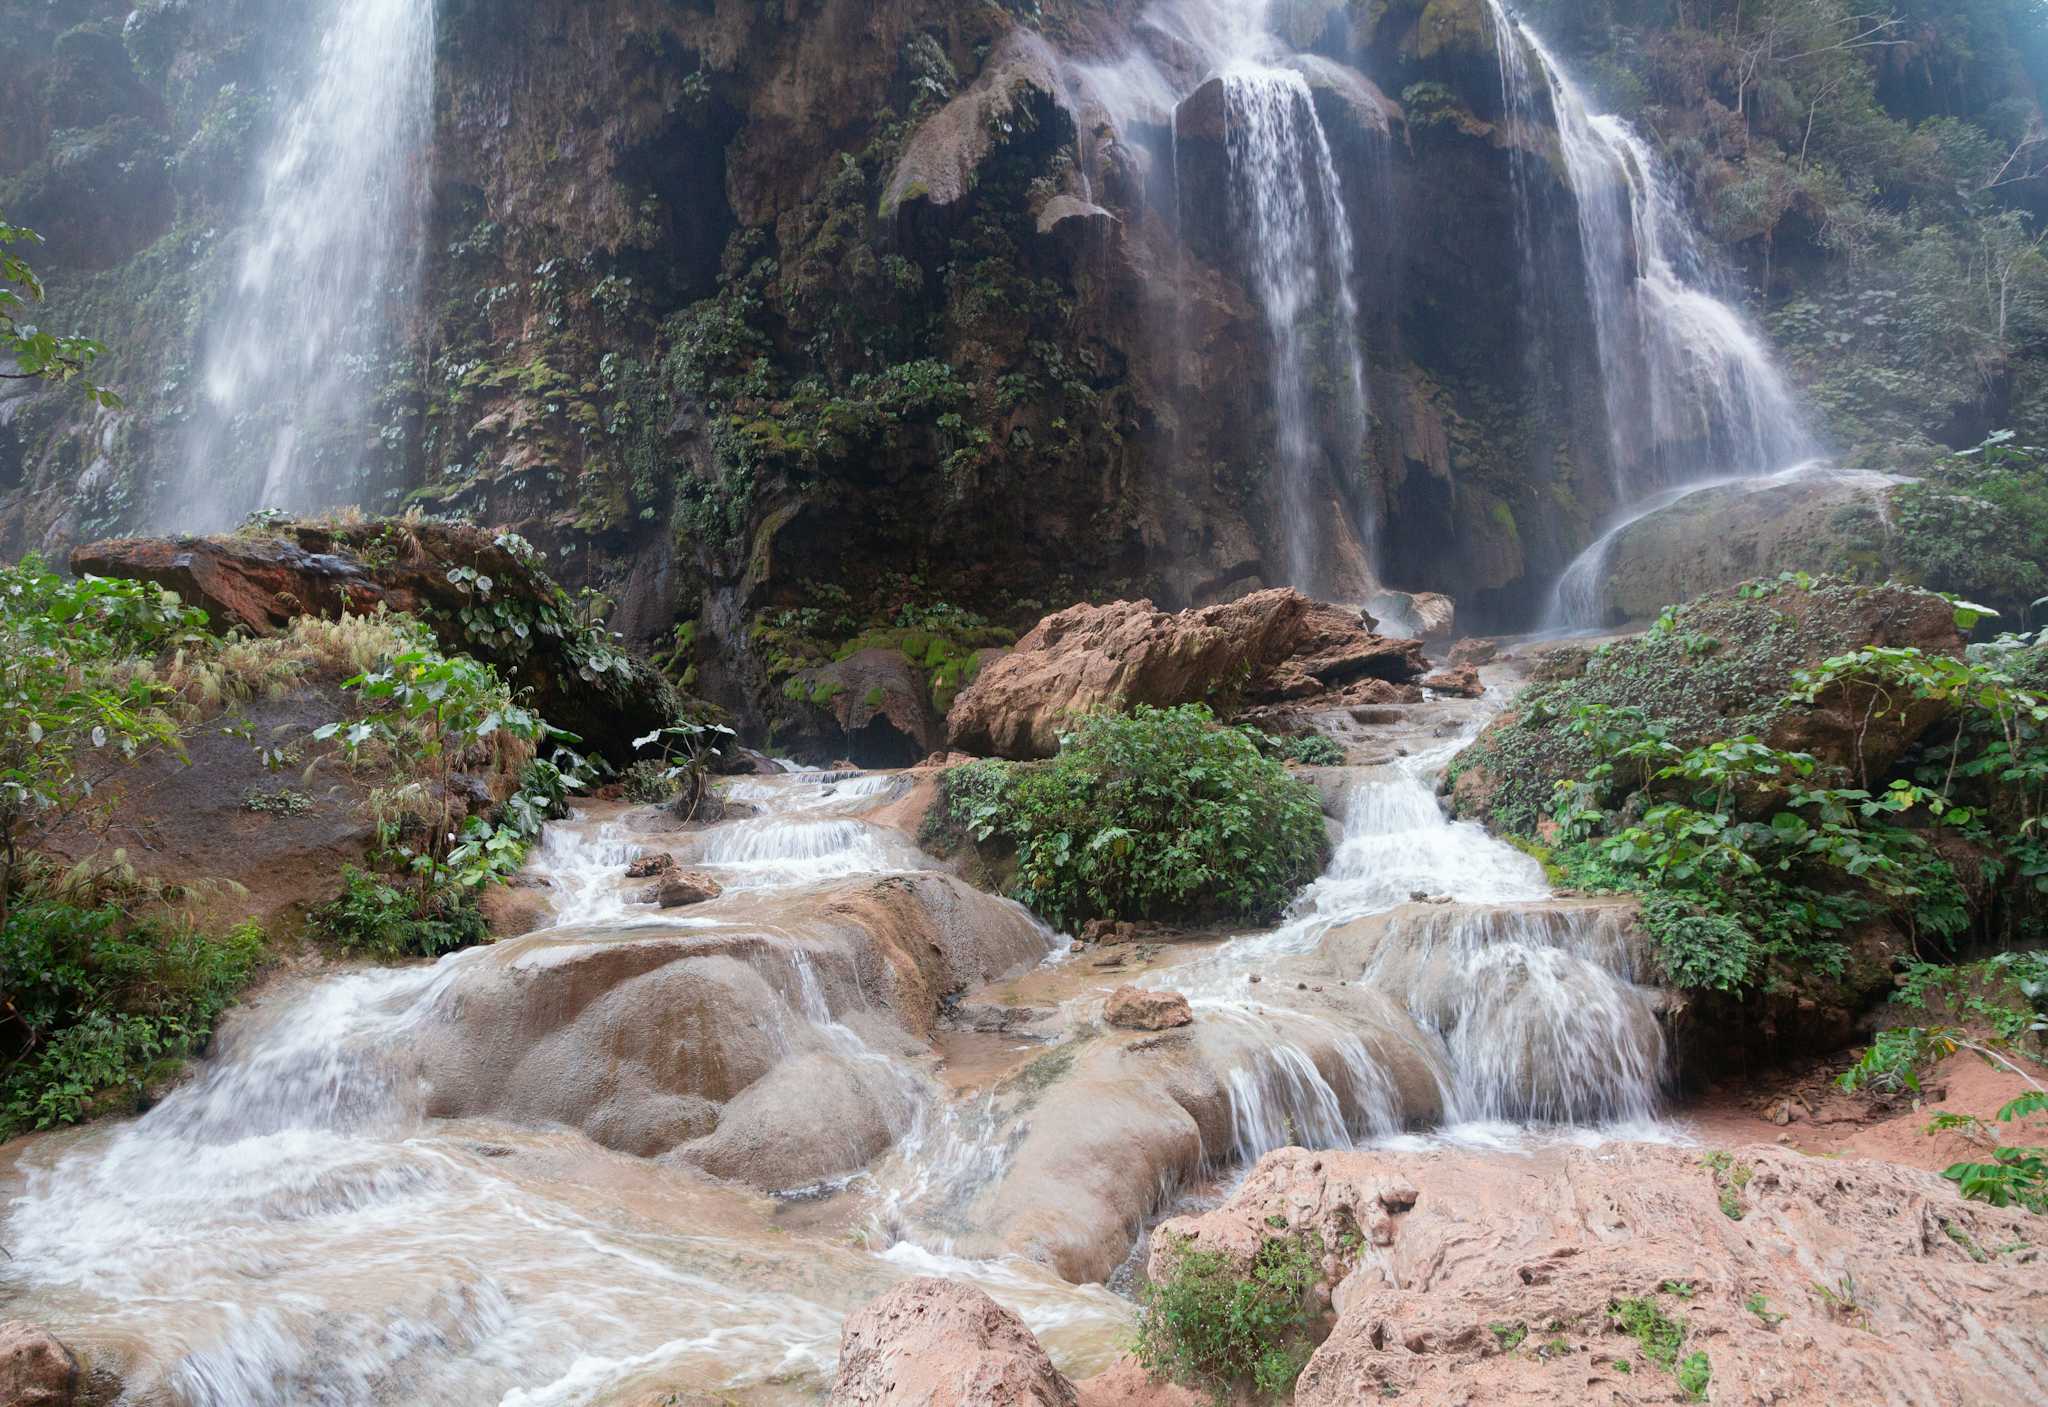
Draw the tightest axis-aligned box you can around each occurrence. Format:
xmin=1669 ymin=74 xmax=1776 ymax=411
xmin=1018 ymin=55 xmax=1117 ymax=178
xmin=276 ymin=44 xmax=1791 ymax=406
xmin=1 ymin=689 xmax=1680 ymax=1404
xmin=172 ymin=0 xmax=438 ymax=531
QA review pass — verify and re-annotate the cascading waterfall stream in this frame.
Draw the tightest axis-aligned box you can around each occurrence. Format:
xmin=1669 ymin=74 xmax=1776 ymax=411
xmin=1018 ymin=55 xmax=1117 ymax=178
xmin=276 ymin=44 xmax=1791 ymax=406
xmin=173 ymin=0 xmax=437 ymax=530
xmin=1069 ymin=0 xmax=1372 ymax=596
xmin=1480 ymin=3 xmax=1819 ymax=627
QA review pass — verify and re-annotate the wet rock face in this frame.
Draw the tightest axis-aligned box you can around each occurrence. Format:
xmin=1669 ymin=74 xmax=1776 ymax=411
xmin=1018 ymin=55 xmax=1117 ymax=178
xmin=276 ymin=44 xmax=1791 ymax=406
xmin=0 ymin=1321 xmax=78 ymax=1407
xmin=410 ymin=873 xmax=1055 ymax=1192
xmin=947 ymin=591 xmax=1428 ymax=760
xmin=1104 ymin=986 xmax=1193 ymax=1031
xmin=71 ymin=521 xmax=676 ymax=763
xmin=831 ymin=1278 xmax=1078 ymax=1407
xmin=645 ymin=871 xmax=723 ymax=908
xmin=1593 ymin=469 xmax=1906 ymax=626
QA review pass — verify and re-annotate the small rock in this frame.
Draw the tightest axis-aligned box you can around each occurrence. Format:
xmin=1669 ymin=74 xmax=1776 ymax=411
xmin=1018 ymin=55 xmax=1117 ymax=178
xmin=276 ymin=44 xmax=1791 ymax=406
xmin=640 ymin=871 xmax=723 ymax=908
xmin=1247 ymin=974 xmax=1261 ymax=984
xmin=1409 ymin=890 xmax=1429 ymax=902
xmin=1105 ymin=985 xmax=1194 ymax=1031
xmin=0 ymin=1322 xmax=78 ymax=1407
xmin=831 ymin=1278 xmax=1077 ymax=1407
xmin=626 ymin=852 xmax=677 ymax=879
xmin=1079 ymin=918 xmax=1138 ymax=946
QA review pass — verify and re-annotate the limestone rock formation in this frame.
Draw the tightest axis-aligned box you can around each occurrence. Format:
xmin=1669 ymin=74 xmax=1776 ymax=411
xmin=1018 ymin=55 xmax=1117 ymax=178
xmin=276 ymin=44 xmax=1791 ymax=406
xmin=1104 ymin=986 xmax=1193 ymax=1031
xmin=0 ymin=1322 xmax=78 ymax=1407
xmin=1418 ymin=663 xmax=1482 ymax=697
xmin=947 ymin=591 xmax=1429 ymax=759
xmin=831 ymin=1278 xmax=1078 ymax=1407
xmin=410 ymin=873 xmax=1054 ymax=1190
xmin=72 ymin=521 xmax=676 ymax=763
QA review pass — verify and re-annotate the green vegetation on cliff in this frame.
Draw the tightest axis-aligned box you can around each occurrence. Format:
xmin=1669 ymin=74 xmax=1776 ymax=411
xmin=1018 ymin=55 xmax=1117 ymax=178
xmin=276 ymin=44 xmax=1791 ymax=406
xmin=1453 ymin=577 xmax=2045 ymax=1033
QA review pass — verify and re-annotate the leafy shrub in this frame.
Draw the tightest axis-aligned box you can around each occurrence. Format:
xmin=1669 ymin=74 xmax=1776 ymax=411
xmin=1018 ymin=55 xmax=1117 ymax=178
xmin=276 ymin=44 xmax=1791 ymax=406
xmin=0 ymin=897 xmax=263 ymax=1134
xmin=622 ymin=759 xmax=678 ymax=803
xmin=946 ymin=706 xmax=1327 ymax=929
xmin=1928 ymin=1090 xmax=2048 ymax=1213
xmin=309 ymin=865 xmax=489 ymax=960
xmin=1268 ymin=732 xmax=1345 ymax=767
xmin=1134 ymin=1234 xmax=1321 ymax=1402
xmin=1 ymin=555 xmax=201 ymax=917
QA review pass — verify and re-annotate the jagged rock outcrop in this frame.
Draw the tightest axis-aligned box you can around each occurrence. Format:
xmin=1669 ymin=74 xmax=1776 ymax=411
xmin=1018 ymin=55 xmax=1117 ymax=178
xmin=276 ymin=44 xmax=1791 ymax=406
xmin=1150 ymin=1141 xmax=2047 ymax=1406
xmin=947 ymin=591 xmax=1429 ymax=759
xmin=830 ymin=1278 xmax=1078 ymax=1407
xmin=1103 ymin=986 xmax=1193 ymax=1031
xmin=72 ymin=520 xmax=676 ymax=762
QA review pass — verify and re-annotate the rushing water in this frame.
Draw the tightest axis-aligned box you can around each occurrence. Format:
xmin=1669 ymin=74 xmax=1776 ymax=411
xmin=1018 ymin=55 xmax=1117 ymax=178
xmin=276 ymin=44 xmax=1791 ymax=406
xmin=5 ymin=709 xmax=1676 ymax=1402
xmin=1481 ymin=3 xmax=1820 ymax=623
xmin=172 ymin=0 xmax=438 ymax=530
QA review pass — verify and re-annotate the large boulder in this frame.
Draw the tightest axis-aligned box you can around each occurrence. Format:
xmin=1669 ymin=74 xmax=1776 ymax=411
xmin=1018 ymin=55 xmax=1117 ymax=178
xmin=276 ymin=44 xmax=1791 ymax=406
xmin=831 ymin=1278 xmax=1078 ymax=1407
xmin=1449 ymin=578 xmax=1964 ymax=833
xmin=1587 ymin=466 xmax=1904 ymax=626
xmin=72 ymin=521 xmax=676 ymax=763
xmin=410 ymin=873 xmax=1057 ymax=1190
xmin=947 ymin=591 xmax=1428 ymax=759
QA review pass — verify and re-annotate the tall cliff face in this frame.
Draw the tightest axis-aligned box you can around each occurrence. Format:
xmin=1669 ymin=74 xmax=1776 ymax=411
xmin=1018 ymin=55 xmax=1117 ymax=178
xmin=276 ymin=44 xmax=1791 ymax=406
xmin=3 ymin=0 xmax=2041 ymax=731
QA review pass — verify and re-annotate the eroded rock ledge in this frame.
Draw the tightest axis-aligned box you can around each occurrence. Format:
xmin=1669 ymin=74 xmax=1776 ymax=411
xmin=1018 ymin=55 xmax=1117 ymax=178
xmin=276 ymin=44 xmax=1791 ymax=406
xmin=947 ymin=590 xmax=1429 ymax=760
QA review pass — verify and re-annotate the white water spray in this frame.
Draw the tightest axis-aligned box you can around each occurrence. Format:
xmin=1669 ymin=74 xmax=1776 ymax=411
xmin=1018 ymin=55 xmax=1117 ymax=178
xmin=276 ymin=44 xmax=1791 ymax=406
xmin=174 ymin=0 xmax=438 ymax=529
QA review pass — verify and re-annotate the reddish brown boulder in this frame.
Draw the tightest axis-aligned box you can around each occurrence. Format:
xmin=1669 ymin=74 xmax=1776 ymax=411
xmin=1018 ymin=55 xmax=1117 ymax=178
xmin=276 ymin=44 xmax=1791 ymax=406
xmin=1105 ymin=985 xmax=1194 ymax=1031
xmin=479 ymin=882 xmax=554 ymax=938
xmin=1446 ymin=637 xmax=1499 ymax=668
xmin=71 ymin=521 xmax=674 ymax=763
xmin=1419 ymin=664 xmax=1484 ymax=698
xmin=626 ymin=852 xmax=676 ymax=879
xmin=0 ymin=1322 xmax=77 ymax=1407
xmin=830 ymin=1278 xmax=1078 ymax=1407
xmin=646 ymin=871 xmax=722 ymax=908
xmin=947 ymin=590 xmax=1428 ymax=759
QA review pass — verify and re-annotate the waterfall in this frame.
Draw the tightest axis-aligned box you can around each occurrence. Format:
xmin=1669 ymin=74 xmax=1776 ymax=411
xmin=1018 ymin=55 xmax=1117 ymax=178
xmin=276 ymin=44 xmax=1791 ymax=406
xmin=1480 ymin=4 xmax=1817 ymax=626
xmin=1070 ymin=0 xmax=1372 ymax=595
xmin=1217 ymin=66 xmax=1370 ymax=594
xmin=172 ymin=0 xmax=438 ymax=531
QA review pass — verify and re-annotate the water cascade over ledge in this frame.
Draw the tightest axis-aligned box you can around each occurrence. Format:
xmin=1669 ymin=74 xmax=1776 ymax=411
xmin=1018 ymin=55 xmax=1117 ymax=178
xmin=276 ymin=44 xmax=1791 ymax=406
xmin=172 ymin=0 xmax=438 ymax=531
xmin=1068 ymin=0 xmax=1373 ymax=597
xmin=1479 ymin=3 xmax=1819 ymax=627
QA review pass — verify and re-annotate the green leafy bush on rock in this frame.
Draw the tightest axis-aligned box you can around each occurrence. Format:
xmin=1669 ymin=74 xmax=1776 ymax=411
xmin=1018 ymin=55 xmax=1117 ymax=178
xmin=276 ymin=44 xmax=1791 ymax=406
xmin=933 ymin=704 xmax=1327 ymax=930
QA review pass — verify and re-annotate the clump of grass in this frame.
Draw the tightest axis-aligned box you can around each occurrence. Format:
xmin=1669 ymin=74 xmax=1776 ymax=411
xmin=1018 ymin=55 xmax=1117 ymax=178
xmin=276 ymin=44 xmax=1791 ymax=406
xmin=1135 ymin=1233 xmax=1323 ymax=1402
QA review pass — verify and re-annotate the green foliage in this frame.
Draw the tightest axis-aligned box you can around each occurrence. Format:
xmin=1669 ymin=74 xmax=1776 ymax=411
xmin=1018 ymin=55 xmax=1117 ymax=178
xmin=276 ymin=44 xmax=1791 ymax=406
xmin=1 ymin=897 xmax=263 ymax=1134
xmin=948 ymin=706 xmax=1328 ymax=929
xmin=0 ymin=220 xmax=120 ymax=407
xmin=1893 ymin=434 xmax=2048 ymax=622
xmin=1928 ymin=1091 xmax=2048 ymax=1213
xmin=1 ymin=555 xmax=204 ymax=918
xmin=309 ymin=865 xmax=488 ymax=960
xmin=1133 ymin=1233 xmax=1322 ymax=1402
xmin=1677 ymin=1350 xmax=1713 ymax=1402
xmin=1608 ymin=1295 xmax=1684 ymax=1370
xmin=1469 ymin=580 xmax=2048 ymax=997
xmin=1261 ymin=731 xmax=1346 ymax=767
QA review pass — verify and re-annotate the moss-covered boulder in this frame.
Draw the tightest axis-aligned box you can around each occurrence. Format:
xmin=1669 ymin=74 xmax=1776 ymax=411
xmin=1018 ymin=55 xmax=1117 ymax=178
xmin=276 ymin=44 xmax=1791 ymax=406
xmin=1447 ymin=577 xmax=1963 ymax=834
